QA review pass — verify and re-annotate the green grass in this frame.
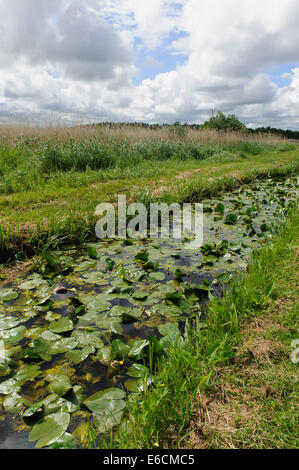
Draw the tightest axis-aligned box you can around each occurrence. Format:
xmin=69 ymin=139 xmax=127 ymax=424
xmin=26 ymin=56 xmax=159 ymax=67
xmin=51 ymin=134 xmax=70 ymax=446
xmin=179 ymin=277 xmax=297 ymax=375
xmin=88 ymin=202 xmax=298 ymax=449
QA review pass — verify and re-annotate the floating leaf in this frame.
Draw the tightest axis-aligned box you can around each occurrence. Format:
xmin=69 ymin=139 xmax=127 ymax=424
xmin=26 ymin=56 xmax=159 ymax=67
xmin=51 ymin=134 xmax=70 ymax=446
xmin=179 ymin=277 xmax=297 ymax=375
xmin=111 ymin=339 xmax=130 ymax=360
xmin=49 ymin=318 xmax=74 ymax=334
xmin=97 ymin=346 xmax=113 ymax=364
xmin=0 ymin=289 xmax=18 ymax=302
xmin=132 ymin=290 xmax=148 ymax=301
xmin=149 ymin=272 xmax=165 ymax=281
xmin=84 ymin=388 xmax=126 ymax=432
xmin=23 ymin=402 xmax=44 ymax=424
xmin=28 ymin=412 xmax=70 ymax=448
xmin=66 ymin=345 xmax=95 ymax=364
xmin=2 ymin=325 xmax=26 ymax=346
xmin=125 ymin=377 xmax=153 ymax=393
xmin=49 ymin=376 xmax=72 ymax=396
xmin=14 ymin=365 xmax=42 ymax=385
xmin=127 ymin=363 xmax=149 ymax=378
xmin=19 ymin=275 xmax=47 ymax=290
xmin=128 ymin=339 xmax=149 ymax=358
xmin=4 ymin=392 xmax=23 ymax=413
xmin=0 ymin=378 xmax=21 ymax=395
xmin=0 ymin=316 xmax=22 ymax=330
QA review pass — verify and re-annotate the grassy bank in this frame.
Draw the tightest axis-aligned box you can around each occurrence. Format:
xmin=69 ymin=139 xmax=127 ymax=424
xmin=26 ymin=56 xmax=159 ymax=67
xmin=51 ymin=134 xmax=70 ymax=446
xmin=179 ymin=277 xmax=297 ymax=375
xmin=92 ymin=203 xmax=298 ymax=449
xmin=0 ymin=126 xmax=298 ymax=264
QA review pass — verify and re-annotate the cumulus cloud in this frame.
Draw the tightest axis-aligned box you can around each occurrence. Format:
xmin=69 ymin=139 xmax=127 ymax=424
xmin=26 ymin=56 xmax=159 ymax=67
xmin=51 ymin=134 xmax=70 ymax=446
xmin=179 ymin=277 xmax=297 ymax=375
xmin=0 ymin=0 xmax=298 ymax=128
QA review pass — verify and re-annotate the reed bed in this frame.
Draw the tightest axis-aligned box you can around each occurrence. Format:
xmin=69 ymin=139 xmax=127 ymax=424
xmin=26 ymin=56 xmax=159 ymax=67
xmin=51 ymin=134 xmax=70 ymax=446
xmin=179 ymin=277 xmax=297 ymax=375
xmin=0 ymin=120 xmax=285 ymax=147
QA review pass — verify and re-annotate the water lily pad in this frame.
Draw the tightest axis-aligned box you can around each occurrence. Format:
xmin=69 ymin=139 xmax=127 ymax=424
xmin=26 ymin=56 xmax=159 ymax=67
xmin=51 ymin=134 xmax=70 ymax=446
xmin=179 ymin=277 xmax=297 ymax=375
xmin=149 ymin=272 xmax=165 ymax=281
xmin=0 ymin=289 xmax=18 ymax=302
xmin=49 ymin=318 xmax=74 ymax=334
xmin=132 ymin=290 xmax=148 ymax=301
xmin=84 ymin=388 xmax=126 ymax=432
xmin=158 ymin=322 xmax=180 ymax=338
xmin=127 ymin=363 xmax=149 ymax=378
xmin=111 ymin=339 xmax=130 ymax=360
xmin=0 ymin=378 xmax=21 ymax=395
xmin=66 ymin=345 xmax=95 ymax=364
xmin=4 ymin=392 xmax=23 ymax=413
xmin=0 ymin=316 xmax=22 ymax=330
xmin=51 ymin=432 xmax=76 ymax=449
xmin=2 ymin=325 xmax=26 ymax=346
xmin=19 ymin=275 xmax=47 ymax=290
xmin=93 ymin=410 xmax=124 ymax=433
xmin=128 ymin=339 xmax=149 ymax=358
xmin=49 ymin=338 xmax=78 ymax=355
xmin=28 ymin=412 xmax=70 ymax=448
xmin=71 ymin=331 xmax=104 ymax=349
xmin=49 ymin=376 xmax=72 ymax=396
xmin=33 ymin=337 xmax=53 ymax=361
xmin=97 ymin=345 xmax=113 ymax=364
xmin=124 ymin=377 xmax=153 ymax=393
xmin=14 ymin=364 xmax=42 ymax=384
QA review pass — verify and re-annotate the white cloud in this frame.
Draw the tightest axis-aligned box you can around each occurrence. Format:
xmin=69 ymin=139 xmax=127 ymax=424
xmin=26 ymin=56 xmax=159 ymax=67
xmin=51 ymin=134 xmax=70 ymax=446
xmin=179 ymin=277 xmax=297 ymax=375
xmin=0 ymin=0 xmax=298 ymax=128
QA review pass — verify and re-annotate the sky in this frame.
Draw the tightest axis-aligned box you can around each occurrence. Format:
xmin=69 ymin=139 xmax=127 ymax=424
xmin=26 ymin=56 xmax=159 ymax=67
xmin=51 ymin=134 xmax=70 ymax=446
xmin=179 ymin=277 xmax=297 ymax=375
xmin=0 ymin=0 xmax=299 ymax=129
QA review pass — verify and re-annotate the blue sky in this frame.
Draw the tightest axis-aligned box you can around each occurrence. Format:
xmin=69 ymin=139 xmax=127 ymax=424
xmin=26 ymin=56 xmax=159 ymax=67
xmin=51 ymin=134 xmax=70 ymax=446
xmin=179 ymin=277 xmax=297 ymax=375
xmin=133 ymin=31 xmax=188 ymax=84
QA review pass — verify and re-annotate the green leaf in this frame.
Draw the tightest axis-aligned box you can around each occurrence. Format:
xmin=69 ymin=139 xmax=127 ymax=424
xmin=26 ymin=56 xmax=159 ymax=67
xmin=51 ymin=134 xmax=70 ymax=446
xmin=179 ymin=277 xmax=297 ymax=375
xmin=2 ymin=326 xmax=26 ymax=346
xmin=127 ymin=363 xmax=149 ymax=378
xmin=105 ymin=257 xmax=115 ymax=271
xmin=158 ymin=322 xmax=180 ymax=338
xmin=49 ymin=376 xmax=72 ymax=396
xmin=111 ymin=339 xmax=130 ymax=360
xmin=128 ymin=339 xmax=149 ymax=358
xmin=84 ymin=388 xmax=126 ymax=432
xmin=14 ymin=365 xmax=42 ymax=385
xmin=66 ymin=346 xmax=95 ymax=364
xmin=3 ymin=392 xmax=23 ymax=413
xmin=132 ymin=290 xmax=148 ymax=301
xmin=97 ymin=346 xmax=113 ymax=364
xmin=49 ymin=318 xmax=74 ymax=334
xmin=28 ymin=412 xmax=70 ymax=448
xmin=0 ymin=289 xmax=18 ymax=302
xmin=88 ymin=246 xmax=98 ymax=260
xmin=0 ymin=378 xmax=21 ymax=395
xmin=149 ymin=272 xmax=165 ymax=281
xmin=134 ymin=250 xmax=149 ymax=263
xmin=33 ymin=337 xmax=52 ymax=361
xmin=215 ymin=203 xmax=225 ymax=214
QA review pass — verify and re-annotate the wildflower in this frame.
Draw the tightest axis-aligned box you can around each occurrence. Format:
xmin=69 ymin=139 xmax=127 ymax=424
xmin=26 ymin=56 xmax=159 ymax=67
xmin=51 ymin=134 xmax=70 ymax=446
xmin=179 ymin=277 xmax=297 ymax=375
xmin=119 ymin=360 xmax=124 ymax=365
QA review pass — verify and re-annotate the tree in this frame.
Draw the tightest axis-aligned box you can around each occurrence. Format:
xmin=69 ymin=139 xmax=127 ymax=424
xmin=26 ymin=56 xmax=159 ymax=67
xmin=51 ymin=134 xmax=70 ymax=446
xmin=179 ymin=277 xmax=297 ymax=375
xmin=202 ymin=111 xmax=246 ymax=132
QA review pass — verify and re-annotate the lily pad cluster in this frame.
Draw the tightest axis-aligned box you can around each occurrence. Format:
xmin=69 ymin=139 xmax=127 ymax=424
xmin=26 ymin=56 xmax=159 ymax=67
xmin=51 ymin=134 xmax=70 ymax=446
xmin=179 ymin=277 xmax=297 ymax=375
xmin=0 ymin=176 xmax=297 ymax=448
